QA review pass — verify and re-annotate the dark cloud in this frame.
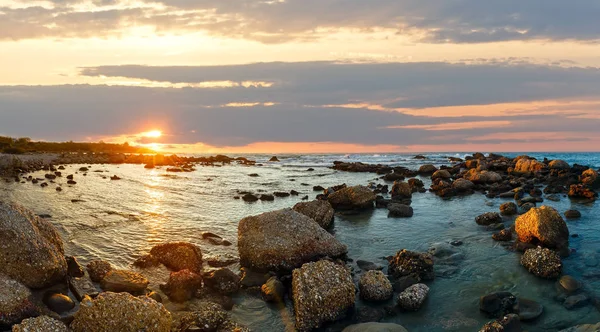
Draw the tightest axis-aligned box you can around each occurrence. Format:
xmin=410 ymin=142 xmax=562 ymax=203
xmin=2 ymin=0 xmax=600 ymax=43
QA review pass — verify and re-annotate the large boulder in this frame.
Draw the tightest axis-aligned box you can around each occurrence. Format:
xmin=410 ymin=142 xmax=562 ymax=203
xmin=500 ymin=202 xmax=518 ymax=216
xmin=71 ymin=292 xmax=172 ymax=332
xmin=549 ymin=160 xmax=570 ymax=170
xmin=397 ymin=283 xmax=429 ymax=311
xmin=238 ymin=209 xmax=347 ymax=272
xmin=0 ymin=202 xmax=67 ymax=288
xmin=292 ymin=260 xmax=355 ymax=331
xmin=464 ymin=169 xmax=502 ymax=184
xmin=12 ymin=316 xmax=69 ymax=332
xmin=581 ymin=169 xmax=599 ymax=188
xmin=149 ymin=242 xmax=203 ymax=273
xmin=418 ymin=164 xmax=438 ymax=175
xmin=432 ymin=169 xmax=451 ymax=180
xmin=293 ymin=200 xmax=335 ymax=229
xmin=359 ymin=270 xmax=393 ymax=302
xmin=388 ymin=250 xmax=434 ymax=281
xmin=515 ymin=158 xmax=546 ymax=173
xmin=0 ymin=275 xmax=39 ymax=327
xmin=327 ymin=186 xmax=376 ymax=210
xmin=391 ymin=181 xmax=412 ymax=199
xmin=521 ymin=247 xmax=562 ymax=279
xmin=515 ymin=206 xmax=569 ymax=250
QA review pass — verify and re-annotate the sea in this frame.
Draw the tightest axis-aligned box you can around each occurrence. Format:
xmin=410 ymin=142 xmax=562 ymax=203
xmin=1 ymin=152 xmax=599 ymax=331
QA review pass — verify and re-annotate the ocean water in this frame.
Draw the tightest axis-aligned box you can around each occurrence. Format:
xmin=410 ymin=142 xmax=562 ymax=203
xmin=1 ymin=153 xmax=600 ymax=331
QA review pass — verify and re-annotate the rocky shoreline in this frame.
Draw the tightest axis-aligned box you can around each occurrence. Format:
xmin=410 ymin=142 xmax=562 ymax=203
xmin=1 ymin=152 xmax=599 ymax=331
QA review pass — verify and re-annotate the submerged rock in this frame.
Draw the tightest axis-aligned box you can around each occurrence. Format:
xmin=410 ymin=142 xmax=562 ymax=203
xmin=292 ymin=260 xmax=355 ymax=331
xmin=388 ymin=249 xmax=434 ymax=281
xmin=387 ymin=203 xmax=414 ymax=218
xmin=149 ymin=242 xmax=203 ymax=273
xmin=203 ymin=268 xmax=240 ymax=295
xmin=480 ymin=292 xmax=519 ymax=318
xmin=0 ymin=202 xmax=67 ymax=288
xmin=397 ymin=283 xmax=429 ymax=311
xmin=515 ymin=206 xmax=569 ymax=250
xmin=558 ymin=275 xmax=581 ymax=294
xmin=479 ymin=314 xmax=522 ymax=332
xmin=327 ymin=185 xmax=376 ymax=210
xmin=71 ymin=292 xmax=172 ymax=332
xmin=518 ymin=298 xmax=543 ymax=321
xmin=0 ymin=275 xmax=38 ymax=327
xmin=564 ymin=210 xmax=582 ymax=219
xmin=160 ymin=269 xmax=203 ymax=303
xmin=563 ymin=294 xmax=590 ymax=310
xmin=293 ymin=200 xmax=335 ymax=229
xmin=359 ymin=270 xmax=393 ymax=302
xmin=521 ymin=247 xmax=562 ymax=279
xmin=12 ymin=316 xmax=69 ymax=332
xmin=238 ymin=209 xmax=347 ymax=272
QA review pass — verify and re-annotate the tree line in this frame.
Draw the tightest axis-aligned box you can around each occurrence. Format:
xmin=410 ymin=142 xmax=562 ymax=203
xmin=0 ymin=136 xmax=153 ymax=154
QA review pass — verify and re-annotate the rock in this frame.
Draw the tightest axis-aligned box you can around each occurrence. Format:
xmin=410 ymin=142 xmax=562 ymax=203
xmin=240 ymin=268 xmax=270 ymax=288
xmin=387 ymin=203 xmax=413 ymax=218
xmin=66 ymin=256 xmax=85 ymax=278
xmin=388 ymin=249 xmax=434 ymax=281
xmin=558 ymin=275 xmax=581 ymax=294
xmin=86 ymin=260 xmax=112 ymax=282
xmin=343 ymin=323 xmax=408 ymax=332
xmin=581 ymin=168 xmax=599 ymax=188
xmin=546 ymin=194 xmax=561 ymax=202
xmin=479 ymin=314 xmax=521 ymax=332
xmin=519 ymin=202 xmax=536 ymax=214
xmin=493 ymin=229 xmax=513 ymax=242
xmin=414 ymin=155 xmax=427 ymax=160
xmin=274 ymin=191 xmax=291 ymax=198
xmin=0 ymin=275 xmax=38 ymax=327
xmin=67 ymin=180 xmax=76 ymax=185
xmin=313 ymin=185 xmax=325 ymax=192
xmin=521 ymin=247 xmax=562 ymax=279
xmin=293 ymin=200 xmax=335 ymax=229
xmin=70 ymin=292 xmax=172 ymax=332
xmin=432 ymin=169 xmax=451 ymax=180
xmin=564 ymin=294 xmax=590 ymax=310
xmin=12 ymin=316 xmax=69 ymax=332
xmin=172 ymin=301 xmax=247 ymax=332
xmin=391 ymin=181 xmax=412 ymax=199
xmin=397 ymin=283 xmax=429 ymax=311
xmin=500 ymin=202 xmax=518 ymax=216
xmin=269 ymin=156 xmax=280 ymax=162
xmin=259 ymin=194 xmax=274 ymax=201
xmin=100 ymin=270 xmax=149 ymax=295
xmin=515 ymin=158 xmax=546 ymax=173
xmin=261 ymin=277 xmax=285 ymax=302
xmin=327 ymin=185 xmax=376 ymax=210
xmin=568 ymin=184 xmax=597 ymax=200
xmin=203 ymin=268 xmax=240 ymax=295
xmin=292 ymin=260 xmax=355 ymax=331
xmin=518 ymin=298 xmax=543 ymax=321
xmin=133 ymin=254 xmax=161 ymax=268
xmin=110 ymin=175 xmax=121 ymax=180
xmin=359 ymin=270 xmax=393 ymax=302
xmin=353 ymin=306 xmax=385 ymax=323
xmin=559 ymin=324 xmax=600 ymax=332
xmin=476 ymin=212 xmax=503 ymax=226
xmin=68 ymin=275 xmax=99 ymax=301
xmin=149 ymin=242 xmax=203 ymax=273
xmin=418 ymin=164 xmax=438 ymax=175
xmin=0 ymin=202 xmax=67 ymax=288
xmin=515 ymin=206 xmax=569 ymax=250
xmin=43 ymin=293 xmax=75 ymax=313
xmin=392 ymin=275 xmax=419 ymax=293
xmin=248 ymin=173 xmax=259 ymax=177
xmin=564 ymin=210 xmax=582 ymax=219
xmin=357 ymin=260 xmax=383 ymax=272
xmin=549 ymin=160 xmax=570 ymax=170
xmin=238 ymin=209 xmax=347 ymax=272
xmin=160 ymin=269 xmax=203 ymax=303
xmin=242 ymin=193 xmax=259 ymax=202
xmin=480 ymin=292 xmax=519 ymax=318
xmin=453 ymin=178 xmax=475 ymax=191
xmin=464 ymin=169 xmax=502 ymax=184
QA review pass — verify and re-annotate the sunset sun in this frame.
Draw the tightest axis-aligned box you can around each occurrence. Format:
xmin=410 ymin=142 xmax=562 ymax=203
xmin=143 ymin=130 xmax=162 ymax=138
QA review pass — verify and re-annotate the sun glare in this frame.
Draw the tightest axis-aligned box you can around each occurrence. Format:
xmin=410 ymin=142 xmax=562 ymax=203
xmin=144 ymin=130 xmax=162 ymax=138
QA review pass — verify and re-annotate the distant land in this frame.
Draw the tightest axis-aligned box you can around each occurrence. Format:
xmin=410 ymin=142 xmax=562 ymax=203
xmin=0 ymin=136 xmax=154 ymax=154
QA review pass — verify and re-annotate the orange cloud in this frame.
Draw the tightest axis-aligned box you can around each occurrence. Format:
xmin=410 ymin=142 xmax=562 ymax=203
xmin=385 ymin=120 xmax=512 ymax=131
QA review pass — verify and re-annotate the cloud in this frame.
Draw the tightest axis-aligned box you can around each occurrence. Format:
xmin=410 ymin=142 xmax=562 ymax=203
xmin=2 ymin=0 xmax=600 ymax=43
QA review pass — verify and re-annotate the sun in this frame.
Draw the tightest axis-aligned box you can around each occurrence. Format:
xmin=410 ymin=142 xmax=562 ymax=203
xmin=143 ymin=130 xmax=162 ymax=138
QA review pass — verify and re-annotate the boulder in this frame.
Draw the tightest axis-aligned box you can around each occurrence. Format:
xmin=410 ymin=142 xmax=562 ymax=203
xmin=387 ymin=203 xmax=413 ymax=218
xmin=171 ymin=301 xmax=248 ymax=332
xmin=452 ymin=178 xmax=475 ymax=191
xmin=359 ymin=270 xmax=393 ymax=302
xmin=149 ymin=242 xmax=203 ymax=273
xmin=66 ymin=256 xmax=85 ymax=278
xmin=515 ymin=158 xmax=546 ymax=173
xmin=397 ymin=283 xmax=429 ymax=311
xmin=521 ymin=247 xmax=562 ymax=279
xmin=327 ymin=185 xmax=376 ymax=210
xmin=269 ymin=156 xmax=280 ymax=162
xmin=0 ymin=202 xmax=67 ymax=288
xmin=480 ymin=292 xmax=519 ymax=318
xmin=515 ymin=206 xmax=569 ymax=250
xmin=432 ymin=170 xmax=451 ymax=180
xmin=492 ymin=229 xmax=513 ymax=242
xmin=464 ymin=169 xmax=502 ymax=184
xmin=479 ymin=314 xmax=521 ymax=332
xmin=581 ymin=168 xmax=599 ymax=188
xmin=558 ymin=275 xmax=581 ymax=294
xmin=203 ymin=268 xmax=240 ymax=295
xmin=343 ymin=323 xmax=408 ymax=332
xmin=160 ymin=269 xmax=203 ymax=303
xmin=292 ymin=260 xmax=355 ymax=331
xmin=568 ymin=184 xmax=597 ymax=200
xmin=518 ymin=298 xmax=544 ymax=321
xmin=86 ymin=260 xmax=112 ymax=282
xmin=43 ymin=293 xmax=75 ymax=313
xmin=293 ymin=200 xmax=335 ymax=229
xmin=0 ymin=275 xmax=38 ymax=327
xmin=100 ymin=270 xmax=149 ymax=295
xmin=12 ymin=316 xmax=69 ymax=332
xmin=500 ymin=202 xmax=518 ymax=216
xmin=418 ymin=164 xmax=438 ymax=175
xmin=388 ymin=250 xmax=434 ymax=281
xmin=476 ymin=212 xmax=503 ymax=226
xmin=238 ymin=209 xmax=347 ymax=272
xmin=549 ymin=160 xmax=570 ymax=170
xmin=390 ymin=182 xmax=412 ymax=199
xmin=70 ymin=292 xmax=172 ymax=332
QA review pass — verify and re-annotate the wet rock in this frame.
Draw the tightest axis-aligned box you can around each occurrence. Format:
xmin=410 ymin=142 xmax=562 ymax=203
xmin=292 ymin=260 xmax=355 ymax=331
xmin=568 ymin=184 xmax=597 ymax=200
xmin=242 ymin=193 xmax=259 ymax=202
xmin=172 ymin=301 xmax=247 ymax=332
xmin=261 ymin=277 xmax=285 ymax=302
xmin=514 ymin=158 xmax=546 ymax=173
xmin=248 ymin=173 xmax=259 ymax=177
xmin=66 ymin=256 xmax=85 ymax=278
xmin=203 ymin=268 xmax=240 ymax=295
xmin=480 ymin=292 xmax=519 ymax=318
xmin=100 ymin=270 xmax=149 ymax=295
xmin=86 ymin=260 xmax=112 ymax=282
xmin=160 ymin=269 xmax=203 ymax=303
xmin=274 ymin=191 xmax=291 ymax=198
xmin=313 ymin=185 xmax=325 ymax=192
xmin=343 ymin=323 xmax=408 ymax=332
xmin=328 ymin=185 xmax=376 ymax=210
xmin=581 ymin=168 xmax=600 ymax=188
xmin=521 ymin=247 xmax=562 ymax=279
xmin=519 ymin=202 xmax=536 ymax=214
xmin=515 ymin=206 xmax=569 ymax=250
xmin=259 ymin=194 xmax=275 ymax=201
xmin=564 ymin=210 xmax=581 ymax=219
xmin=43 ymin=293 xmax=75 ymax=313
xmin=432 ymin=169 xmax=451 ymax=180
xmin=476 ymin=212 xmax=503 ymax=226
xmin=452 ymin=178 xmax=475 ymax=191
xmin=206 ymin=255 xmax=239 ymax=268
xmin=0 ymin=275 xmax=38 ymax=327
xmin=388 ymin=249 xmax=434 ymax=281
xmin=12 ymin=316 xmax=69 ymax=332
xmin=359 ymin=270 xmax=393 ymax=302
xmin=238 ymin=208 xmax=347 ymax=272
xmin=392 ymin=275 xmax=419 ymax=293
xmin=479 ymin=314 xmax=522 ymax=332
xmin=149 ymin=242 xmax=203 ymax=273
xmin=240 ymin=268 xmax=270 ymax=288
xmin=387 ymin=203 xmax=413 ymax=218
xmin=269 ymin=156 xmax=280 ymax=162
xmin=133 ymin=254 xmax=161 ymax=268
xmin=67 ymin=180 xmax=77 ymax=185
xmin=397 ymin=283 xmax=429 ymax=311
xmin=500 ymin=202 xmax=518 ymax=216
xmin=0 ymin=202 xmax=67 ymax=288
xmin=71 ymin=292 xmax=172 ymax=332
xmin=353 ymin=306 xmax=385 ymax=323
xmin=356 ymin=260 xmax=383 ymax=272
xmin=493 ymin=229 xmax=513 ymax=242
xmin=558 ymin=275 xmax=581 ymax=294
xmin=564 ymin=294 xmax=590 ymax=310
xmin=546 ymin=194 xmax=561 ymax=202
xmin=293 ymin=200 xmax=335 ymax=229
xmin=549 ymin=160 xmax=570 ymax=170
xmin=390 ymin=181 xmax=412 ymax=199
xmin=559 ymin=323 xmax=600 ymax=332
xmin=68 ymin=275 xmax=99 ymax=301
xmin=518 ymin=298 xmax=543 ymax=321
xmin=418 ymin=164 xmax=438 ymax=175
xmin=146 ymin=291 xmax=162 ymax=303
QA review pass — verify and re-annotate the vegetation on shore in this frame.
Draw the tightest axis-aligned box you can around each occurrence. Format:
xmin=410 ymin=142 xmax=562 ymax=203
xmin=0 ymin=136 xmax=154 ymax=154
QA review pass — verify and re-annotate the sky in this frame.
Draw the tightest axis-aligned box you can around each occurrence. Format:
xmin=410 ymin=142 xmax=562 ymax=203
xmin=2 ymin=0 xmax=600 ymax=153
